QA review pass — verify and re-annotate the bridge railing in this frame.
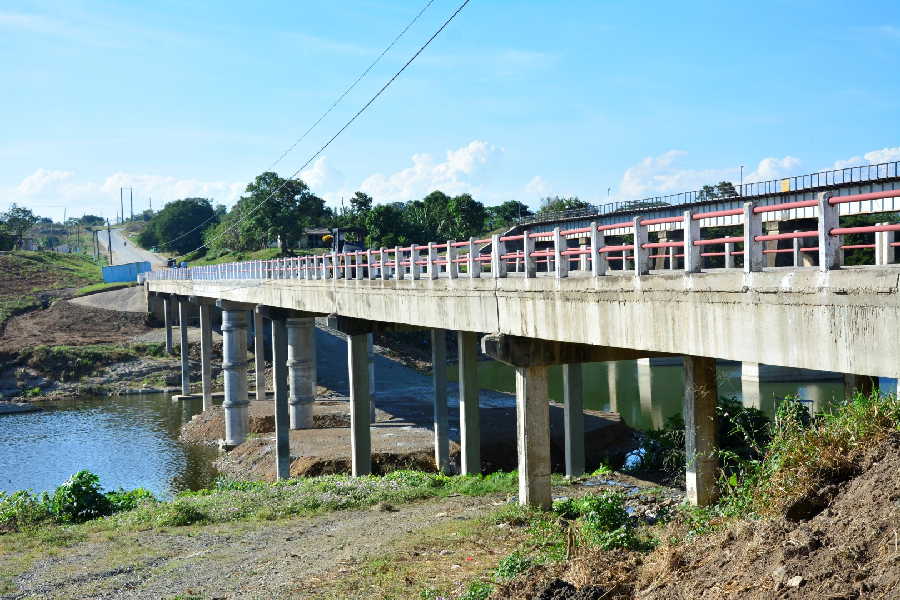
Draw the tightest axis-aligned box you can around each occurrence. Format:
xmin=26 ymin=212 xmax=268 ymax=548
xmin=140 ymin=188 xmax=900 ymax=285
xmin=516 ymin=159 xmax=900 ymax=225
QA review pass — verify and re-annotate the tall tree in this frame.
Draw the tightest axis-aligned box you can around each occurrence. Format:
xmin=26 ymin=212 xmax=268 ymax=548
xmin=537 ymin=196 xmax=589 ymax=214
xmin=0 ymin=204 xmax=40 ymax=247
xmin=236 ymin=172 xmax=325 ymax=251
xmin=446 ymin=193 xmax=486 ymax=240
xmin=151 ymin=198 xmax=215 ymax=254
xmin=487 ymin=200 xmax=532 ymax=229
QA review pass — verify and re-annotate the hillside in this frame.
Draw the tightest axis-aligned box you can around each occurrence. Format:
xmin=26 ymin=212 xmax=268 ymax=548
xmin=0 ymin=251 xmax=102 ymax=328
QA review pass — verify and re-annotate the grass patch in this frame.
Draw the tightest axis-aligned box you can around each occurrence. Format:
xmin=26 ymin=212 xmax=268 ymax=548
xmin=17 ymin=342 xmax=167 ymax=381
xmin=74 ymin=281 xmax=136 ymax=296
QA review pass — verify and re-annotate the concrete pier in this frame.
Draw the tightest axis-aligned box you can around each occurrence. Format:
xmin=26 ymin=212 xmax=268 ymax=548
xmin=178 ymin=297 xmax=191 ymax=396
xmin=562 ymin=363 xmax=585 ymax=478
xmin=253 ymin=309 xmax=267 ymax=401
xmin=348 ymin=332 xmax=372 ymax=476
xmin=286 ymin=317 xmax=316 ymax=429
xmin=220 ymin=304 xmax=250 ymax=448
xmin=163 ymin=295 xmax=174 ymax=354
xmin=368 ymin=333 xmax=376 ymax=423
xmin=683 ymin=355 xmax=718 ymax=506
xmin=198 ymin=301 xmax=214 ymax=411
xmin=515 ymin=365 xmax=552 ymax=509
xmin=270 ymin=313 xmax=290 ymax=480
xmin=844 ymin=373 xmax=876 ymax=398
xmin=458 ymin=330 xmax=481 ymax=474
xmin=432 ymin=328 xmax=450 ymax=473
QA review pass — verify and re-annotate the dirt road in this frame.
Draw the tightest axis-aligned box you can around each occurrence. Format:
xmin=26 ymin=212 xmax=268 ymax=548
xmin=2 ymin=494 xmax=502 ymax=600
xmin=69 ymin=286 xmax=147 ymax=313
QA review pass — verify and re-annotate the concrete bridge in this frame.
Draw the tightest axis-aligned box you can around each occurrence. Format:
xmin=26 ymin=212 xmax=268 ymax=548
xmin=143 ymin=183 xmax=900 ymax=510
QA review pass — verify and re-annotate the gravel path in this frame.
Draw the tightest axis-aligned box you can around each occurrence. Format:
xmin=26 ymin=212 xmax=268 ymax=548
xmin=2 ymin=494 xmax=502 ymax=600
xmin=69 ymin=287 xmax=147 ymax=314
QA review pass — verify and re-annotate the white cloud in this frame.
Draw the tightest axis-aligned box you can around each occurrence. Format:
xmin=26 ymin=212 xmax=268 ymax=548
xmin=832 ymin=146 xmax=900 ymax=170
xmin=359 ymin=140 xmax=500 ymax=203
xmin=617 ymin=151 xmax=801 ymax=199
xmin=524 ymin=175 xmax=550 ymax=197
xmin=299 ymin=156 xmax=343 ymax=191
xmin=5 ymin=169 xmax=245 ymax=221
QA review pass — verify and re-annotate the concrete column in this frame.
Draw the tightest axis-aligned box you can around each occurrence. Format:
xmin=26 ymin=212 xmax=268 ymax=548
xmin=348 ymin=333 xmax=372 ymax=476
xmin=590 ymin=222 xmax=607 ymax=276
xmin=271 ymin=316 xmax=290 ymax=480
xmin=632 ymin=216 xmax=650 ymax=276
xmin=578 ymin=243 xmax=588 ymax=271
xmin=553 ymin=227 xmax=568 ymax=278
xmin=743 ymin=202 xmax=764 ymax=273
xmin=524 ymin=231 xmax=536 ymax=278
xmin=683 ymin=210 xmax=701 ymax=273
xmin=764 ymin=221 xmax=780 ymax=268
xmin=178 ymin=298 xmax=191 ymax=396
xmin=724 ymin=242 xmax=734 ymax=269
xmin=740 ymin=361 xmax=764 ymax=412
xmin=817 ymin=192 xmax=840 ymax=271
xmin=431 ymin=329 xmax=450 ymax=473
xmin=458 ymin=330 xmax=481 ymax=475
xmin=286 ymin=317 xmax=315 ymax=429
xmin=368 ymin=333 xmax=376 ymax=423
xmin=668 ymin=246 xmax=676 ymax=270
xmin=637 ymin=357 xmax=663 ymax=429
xmin=222 ymin=308 xmax=249 ymax=448
xmin=253 ymin=309 xmax=267 ymax=401
xmin=607 ymin=361 xmax=620 ymax=413
xmin=562 ymin=363 xmax=584 ymax=479
xmin=876 ymin=223 xmax=895 ymax=265
xmin=163 ymin=296 xmax=174 ymax=354
xmin=844 ymin=373 xmax=876 ymax=399
xmin=199 ymin=302 xmax=213 ymax=411
xmin=683 ymin=356 xmax=718 ymax=506
xmin=654 ymin=231 xmax=668 ymax=270
xmin=792 ymin=232 xmax=801 ymax=267
xmin=515 ymin=365 xmax=552 ymax=509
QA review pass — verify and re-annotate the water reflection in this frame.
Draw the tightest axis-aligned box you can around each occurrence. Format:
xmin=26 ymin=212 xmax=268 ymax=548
xmin=0 ymin=393 xmax=218 ymax=498
xmin=452 ymin=359 xmax=849 ymax=431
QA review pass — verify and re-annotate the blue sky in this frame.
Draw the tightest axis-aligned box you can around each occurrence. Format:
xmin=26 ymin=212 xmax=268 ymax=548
xmin=2 ymin=0 xmax=899 ymax=221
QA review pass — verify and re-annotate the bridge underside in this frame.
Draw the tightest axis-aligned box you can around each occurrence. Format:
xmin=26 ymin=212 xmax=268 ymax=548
xmin=147 ymin=265 xmax=900 ymax=379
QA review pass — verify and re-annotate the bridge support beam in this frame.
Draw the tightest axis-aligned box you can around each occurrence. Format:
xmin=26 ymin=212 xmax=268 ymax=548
xmin=331 ymin=316 xmax=375 ymax=476
xmin=368 ymin=333 xmax=376 ymax=423
xmin=683 ymin=355 xmax=718 ymax=507
xmin=253 ymin=308 xmax=267 ymax=401
xmin=515 ymin=364 xmax=552 ymax=509
xmin=163 ymin=295 xmax=174 ymax=354
xmin=286 ymin=317 xmax=316 ymax=429
xmin=177 ymin=297 xmax=195 ymax=398
xmin=270 ymin=313 xmax=291 ymax=480
xmin=219 ymin=302 xmax=250 ymax=448
xmin=198 ymin=300 xmax=214 ymax=411
xmin=458 ymin=331 xmax=481 ymax=475
xmin=562 ymin=363 xmax=584 ymax=479
xmin=432 ymin=329 xmax=450 ymax=473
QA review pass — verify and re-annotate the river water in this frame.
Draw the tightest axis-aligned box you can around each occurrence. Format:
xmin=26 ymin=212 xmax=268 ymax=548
xmin=0 ymin=393 xmax=218 ymax=498
xmin=0 ymin=359 xmax=889 ymax=496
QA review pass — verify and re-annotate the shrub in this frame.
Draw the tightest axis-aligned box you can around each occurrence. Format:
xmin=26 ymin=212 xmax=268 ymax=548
xmin=152 ymin=501 xmax=206 ymax=527
xmin=46 ymin=470 xmax=112 ymax=523
xmin=0 ymin=490 xmax=52 ymax=531
xmin=495 ymin=551 xmax=533 ymax=580
xmin=459 ymin=580 xmax=493 ymax=600
xmin=554 ymin=492 xmax=636 ymax=550
xmin=106 ymin=488 xmax=155 ymax=512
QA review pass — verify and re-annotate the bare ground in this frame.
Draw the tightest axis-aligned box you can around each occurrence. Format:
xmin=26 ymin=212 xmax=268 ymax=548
xmin=1 ymin=493 xmax=507 ymax=600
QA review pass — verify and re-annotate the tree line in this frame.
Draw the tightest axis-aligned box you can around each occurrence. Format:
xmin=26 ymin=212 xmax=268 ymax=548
xmin=134 ymin=171 xmax=589 ymax=257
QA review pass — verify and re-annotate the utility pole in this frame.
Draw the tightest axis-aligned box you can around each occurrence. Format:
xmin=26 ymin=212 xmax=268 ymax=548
xmin=106 ymin=219 xmax=113 ymax=264
xmin=120 ymin=188 xmax=124 ymax=225
xmin=129 ymin=188 xmax=133 ymax=222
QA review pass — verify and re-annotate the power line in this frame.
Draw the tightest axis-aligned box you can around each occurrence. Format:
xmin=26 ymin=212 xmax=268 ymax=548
xmin=178 ymin=0 xmax=472 ymax=259
xmin=161 ymin=0 xmax=435 ymax=251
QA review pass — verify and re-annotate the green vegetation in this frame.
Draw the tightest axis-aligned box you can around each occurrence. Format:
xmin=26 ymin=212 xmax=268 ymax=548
xmin=74 ymin=281 xmax=135 ymax=296
xmin=0 ymin=470 xmax=155 ymax=531
xmin=184 ymin=246 xmax=282 ymax=266
xmin=18 ymin=343 xmax=166 ymax=381
xmin=0 ymin=251 xmax=103 ymax=326
xmin=0 ymin=204 xmax=40 ymax=250
xmin=136 ymin=197 xmax=216 ymax=254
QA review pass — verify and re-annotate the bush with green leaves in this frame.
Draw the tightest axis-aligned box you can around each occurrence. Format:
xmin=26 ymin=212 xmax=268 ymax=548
xmin=45 ymin=470 xmax=112 ymax=523
xmin=0 ymin=490 xmax=52 ymax=531
xmin=495 ymin=551 xmax=533 ymax=580
xmin=554 ymin=491 xmax=636 ymax=550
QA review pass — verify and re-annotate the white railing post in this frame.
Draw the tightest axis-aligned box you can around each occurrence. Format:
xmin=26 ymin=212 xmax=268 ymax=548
xmin=632 ymin=217 xmax=649 ymax=276
xmin=411 ymin=246 xmax=420 ymax=280
xmin=578 ymin=244 xmax=588 ymax=271
xmin=817 ymin=192 xmax=840 ymax=272
xmin=743 ymin=202 xmax=763 ymax=273
xmin=447 ymin=241 xmax=458 ymax=279
xmin=684 ymin=210 xmax=702 ymax=273
xmin=427 ymin=242 xmax=438 ymax=280
xmin=366 ymin=249 xmax=374 ymax=280
xmin=394 ymin=246 xmax=402 ymax=280
xmin=524 ymin=231 xmax=536 ymax=278
xmin=467 ymin=238 xmax=480 ymax=279
xmin=380 ymin=248 xmax=389 ymax=280
xmin=792 ymin=231 xmax=801 ymax=267
xmin=725 ymin=242 xmax=734 ymax=269
xmin=491 ymin=234 xmax=507 ymax=278
xmin=553 ymin=227 xmax=568 ymax=279
xmin=590 ymin=222 xmax=606 ymax=277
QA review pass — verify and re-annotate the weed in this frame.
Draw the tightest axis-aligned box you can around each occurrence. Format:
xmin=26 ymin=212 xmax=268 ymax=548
xmin=459 ymin=580 xmax=492 ymax=600
xmin=495 ymin=550 xmax=532 ymax=580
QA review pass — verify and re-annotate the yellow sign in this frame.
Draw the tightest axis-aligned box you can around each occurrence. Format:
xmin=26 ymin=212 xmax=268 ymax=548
xmin=779 ymin=178 xmax=790 ymax=193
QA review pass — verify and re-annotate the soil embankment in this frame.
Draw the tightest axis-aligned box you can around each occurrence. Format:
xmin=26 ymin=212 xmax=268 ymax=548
xmin=502 ymin=433 xmax=900 ymax=600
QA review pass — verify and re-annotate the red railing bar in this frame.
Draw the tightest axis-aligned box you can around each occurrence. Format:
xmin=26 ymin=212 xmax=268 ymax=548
xmin=597 ymin=221 xmax=634 ymax=232
xmin=599 ymin=244 xmax=635 ymax=252
xmin=641 ymin=241 xmax=684 ymax=249
xmin=693 ymin=208 xmax=743 ymax=219
xmin=753 ymin=200 xmax=817 ymax=213
xmin=560 ymin=226 xmax=593 ymax=236
xmin=499 ymin=234 xmax=525 ymax=242
xmin=754 ymin=231 xmax=818 ymax=242
xmin=830 ymin=223 xmax=900 ymax=235
xmin=829 ymin=189 xmax=900 ymax=205
xmin=693 ymin=236 xmax=743 ymax=246
xmin=640 ymin=215 xmax=684 ymax=226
